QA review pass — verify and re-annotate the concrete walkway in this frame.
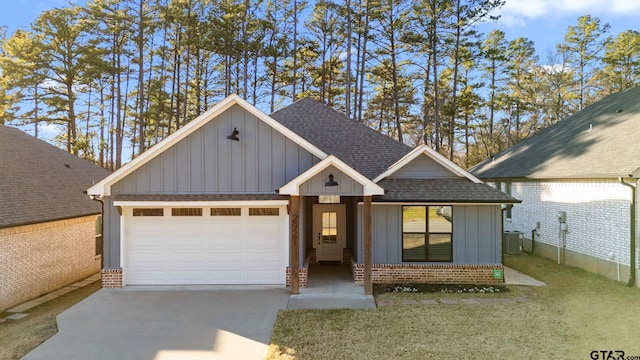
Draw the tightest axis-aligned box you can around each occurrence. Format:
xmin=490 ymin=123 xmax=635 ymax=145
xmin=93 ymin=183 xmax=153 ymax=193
xmin=23 ymin=287 xmax=290 ymax=360
xmin=504 ymin=266 xmax=547 ymax=286
xmin=287 ymin=264 xmax=376 ymax=310
xmin=2 ymin=273 xmax=101 ymax=322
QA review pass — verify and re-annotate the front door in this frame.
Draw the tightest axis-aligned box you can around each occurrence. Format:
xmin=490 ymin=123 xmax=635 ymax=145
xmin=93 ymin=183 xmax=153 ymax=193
xmin=313 ymin=204 xmax=346 ymax=262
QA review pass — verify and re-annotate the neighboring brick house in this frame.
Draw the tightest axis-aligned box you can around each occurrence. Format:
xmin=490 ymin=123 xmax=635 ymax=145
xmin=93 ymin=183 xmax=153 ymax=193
xmin=470 ymin=87 xmax=640 ymax=286
xmin=0 ymin=125 xmax=111 ymax=311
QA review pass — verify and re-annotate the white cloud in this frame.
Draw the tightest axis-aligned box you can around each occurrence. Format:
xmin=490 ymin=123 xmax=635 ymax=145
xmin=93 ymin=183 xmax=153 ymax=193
xmin=496 ymin=0 xmax=640 ymax=26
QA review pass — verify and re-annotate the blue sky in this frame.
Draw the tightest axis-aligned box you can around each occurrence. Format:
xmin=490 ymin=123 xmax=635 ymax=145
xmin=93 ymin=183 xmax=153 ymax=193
xmin=2 ymin=0 xmax=640 ymax=57
xmin=478 ymin=0 xmax=640 ymax=57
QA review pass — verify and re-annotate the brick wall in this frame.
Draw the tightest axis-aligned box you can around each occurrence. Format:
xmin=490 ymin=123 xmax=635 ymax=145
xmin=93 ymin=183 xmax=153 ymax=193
xmin=351 ymin=261 xmax=504 ymax=285
xmin=0 ymin=216 xmax=102 ymax=311
xmin=502 ymin=180 xmax=637 ymax=267
xmin=101 ymin=268 xmax=123 ymax=288
xmin=286 ymin=251 xmax=311 ymax=288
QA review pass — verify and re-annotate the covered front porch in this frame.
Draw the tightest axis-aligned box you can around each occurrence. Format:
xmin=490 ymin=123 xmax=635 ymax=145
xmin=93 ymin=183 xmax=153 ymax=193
xmin=285 ymin=194 xmax=375 ymax=295
xmin=278 ymin=155 xmax=383 ymax=296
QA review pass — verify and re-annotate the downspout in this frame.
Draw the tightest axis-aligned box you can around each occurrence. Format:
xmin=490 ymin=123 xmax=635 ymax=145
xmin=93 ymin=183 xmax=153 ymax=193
xmin=619 ymin=177 xmax=636 ymax=287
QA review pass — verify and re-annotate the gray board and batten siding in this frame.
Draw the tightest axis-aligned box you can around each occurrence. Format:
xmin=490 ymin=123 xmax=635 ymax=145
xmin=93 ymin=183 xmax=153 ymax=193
xmin=298 ymin=165 xmax=365 ymax=196
xmin=101 ymin=105 xmax=321 ymax=268
xmin=389 ymin=154 xmax=459 ymax=179
xmin=356 ymin=204 xmax=502 ymax=265
xmin=354 ymin=152 xmax=502 ymax=266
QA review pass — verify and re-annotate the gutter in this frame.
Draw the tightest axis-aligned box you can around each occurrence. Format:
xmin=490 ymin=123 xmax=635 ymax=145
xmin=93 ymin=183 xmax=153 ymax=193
xmin=619 ymin=177 xmax=637 ymax=287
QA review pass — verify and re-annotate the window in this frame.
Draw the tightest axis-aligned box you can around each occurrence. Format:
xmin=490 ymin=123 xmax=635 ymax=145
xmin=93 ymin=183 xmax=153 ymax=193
xmin=318 ymin=195 xmax=340 ymax=204
xmin=172 ymin=208 xmax=203 ymax=216
xmin=133 ymin=208 xmax=164 ymax=216
xmin=321 ymin=211 xmax=337 ymax=244
xmin=95 ymin=215 xmax=103 ymax=256
xmin=211 ymin=208 xmax=241 ymax=216
xmin=402 ymin=205 xmax=452 ymax=262
xmin=249 ymin=208 xmax=279 ymax=216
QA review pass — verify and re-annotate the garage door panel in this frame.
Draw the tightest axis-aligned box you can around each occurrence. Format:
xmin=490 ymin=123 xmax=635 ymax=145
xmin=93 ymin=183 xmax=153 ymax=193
xmin=125 ymin=205 xmax=287 ymax=285
xmin=206 ymin=251 xmax=244 ymax=263
xmin=207 ymin=270 xmax=245 ymax=282
xmin=246 ymin=270 xmax=281 ymax=283
xmin=167 ymin=238 xmax=205 ymax=249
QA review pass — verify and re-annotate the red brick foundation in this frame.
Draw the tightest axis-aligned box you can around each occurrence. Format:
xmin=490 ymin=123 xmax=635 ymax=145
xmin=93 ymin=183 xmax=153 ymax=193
xmin=351 ymin=261 xmax=504 ymax=285
xmin=286 ymin=253 xmax=310 ymax=288
xmin=101 ymin=268 xmax=123 ymax=288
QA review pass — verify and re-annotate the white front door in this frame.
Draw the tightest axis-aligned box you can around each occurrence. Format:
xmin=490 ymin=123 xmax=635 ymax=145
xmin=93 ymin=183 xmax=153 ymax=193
xmin=313 ymin=204 xmax=346 ymax=262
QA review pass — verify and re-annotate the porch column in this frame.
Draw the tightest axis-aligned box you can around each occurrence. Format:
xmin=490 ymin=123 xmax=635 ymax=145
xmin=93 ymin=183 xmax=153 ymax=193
xmin=364 ymin=196 xmax=373 ymax=295
xmin=290 ymin=195 xmax=300 ymax=294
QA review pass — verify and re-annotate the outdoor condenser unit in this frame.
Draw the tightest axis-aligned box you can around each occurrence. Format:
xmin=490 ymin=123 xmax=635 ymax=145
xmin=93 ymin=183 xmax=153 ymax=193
xmin=503 ymin=231 xmax=523 ymax=255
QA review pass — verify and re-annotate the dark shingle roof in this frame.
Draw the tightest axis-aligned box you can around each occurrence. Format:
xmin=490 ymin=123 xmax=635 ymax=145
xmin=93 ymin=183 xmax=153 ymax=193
xmin=376 ymin=178 xmax=520 ymax=203
xmin=0 ymin=126 xmax=111 ymax=228
xmin=470 ymin=86 xmax=640 ymax=180
xmin=271 ymin=98 xmax=413 ymax=179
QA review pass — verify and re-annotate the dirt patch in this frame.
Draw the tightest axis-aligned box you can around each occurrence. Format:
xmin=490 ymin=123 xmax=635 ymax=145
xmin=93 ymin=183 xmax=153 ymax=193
xmin=0 ymin=282 xmax=101 ymax=360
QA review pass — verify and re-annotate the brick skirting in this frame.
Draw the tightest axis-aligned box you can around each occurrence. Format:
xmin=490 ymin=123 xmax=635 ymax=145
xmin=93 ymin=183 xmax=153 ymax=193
xmin=351 ymin=261 xmax=504 ymax=285
xmin=286 ymin=251 xmax=312 ymax=287
xmin=101 ymin=268 xmax=123 ymax=288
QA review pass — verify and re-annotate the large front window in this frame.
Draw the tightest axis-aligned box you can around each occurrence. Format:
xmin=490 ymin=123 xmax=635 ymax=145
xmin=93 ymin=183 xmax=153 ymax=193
xmin=402 ymin=205 xmax=453 ymax=262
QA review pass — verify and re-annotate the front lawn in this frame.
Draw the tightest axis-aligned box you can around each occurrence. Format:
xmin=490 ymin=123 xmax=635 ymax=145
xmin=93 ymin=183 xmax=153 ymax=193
xmin=267 ymin=254 xmax=640 ymax=359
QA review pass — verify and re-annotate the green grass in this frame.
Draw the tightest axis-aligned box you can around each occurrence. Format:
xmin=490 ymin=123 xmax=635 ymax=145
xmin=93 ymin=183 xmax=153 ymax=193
xmin=267 ymin=254 xmax=640 ymax=360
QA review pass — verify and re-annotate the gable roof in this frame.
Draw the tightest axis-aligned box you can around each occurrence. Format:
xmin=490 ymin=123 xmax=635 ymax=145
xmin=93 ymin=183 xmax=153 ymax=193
xmin=470 ymin=86 xmax=640 ymax=180
xmin=279 ymin=155 xmax=385 ymax=195
xmin=87 ymin=94 xmax=328 ymax=196
xmin=0 ymin=125 xmax=111 ymax=228
xmin=373 ymin=145 xmax=482 ymax=183
xmin=270 ymin=98 xmax=413 ymax=179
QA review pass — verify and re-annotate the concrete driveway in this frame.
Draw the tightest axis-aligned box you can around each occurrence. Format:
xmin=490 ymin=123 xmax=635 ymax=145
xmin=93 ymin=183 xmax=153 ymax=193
xmin=23 ymin=287 xmax=291 ymax=360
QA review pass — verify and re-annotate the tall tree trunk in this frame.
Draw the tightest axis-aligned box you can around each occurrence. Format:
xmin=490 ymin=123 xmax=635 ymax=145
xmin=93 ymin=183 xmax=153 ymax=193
xmin=292 ymin=0 xmax=298 ymax=100
xmin=137 ymin=0 xmax=146 ymax=154
xmin=357 ymin=0 xmax=370 ymax=123
xmin=449 ymin=0 xmax=462 ymax=161
xmin=345 ymin=0 xmax=351 ymax=118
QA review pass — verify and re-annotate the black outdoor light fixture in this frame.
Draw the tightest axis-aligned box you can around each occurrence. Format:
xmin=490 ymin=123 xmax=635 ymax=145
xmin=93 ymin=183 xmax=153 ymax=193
xmin=226 ymin=127 xmax=240 ymax=141
xmin=325 ymin=173 xmax=339 ymax=187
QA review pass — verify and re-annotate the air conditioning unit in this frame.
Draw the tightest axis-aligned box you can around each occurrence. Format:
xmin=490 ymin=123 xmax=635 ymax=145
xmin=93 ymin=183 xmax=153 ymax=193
xmin=503 ymin=231 xmax=523 ymax=255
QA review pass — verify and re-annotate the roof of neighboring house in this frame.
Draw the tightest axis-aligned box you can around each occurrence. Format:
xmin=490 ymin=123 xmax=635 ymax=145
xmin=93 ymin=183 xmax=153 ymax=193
xmin=270 ymin=98 xmax=413 ymax=179
xmin=0 ymin=125 xmax=111 ymax=228
xmin=376 ymin=178 xmax=520 ymax=203
xmin=470 ymin=86 xmax=640 ymax=180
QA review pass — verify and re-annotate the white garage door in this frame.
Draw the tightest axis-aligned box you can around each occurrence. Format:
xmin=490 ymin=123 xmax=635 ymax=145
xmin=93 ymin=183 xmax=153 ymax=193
xmin=124 ymin=205 xmax=288 ymax=285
